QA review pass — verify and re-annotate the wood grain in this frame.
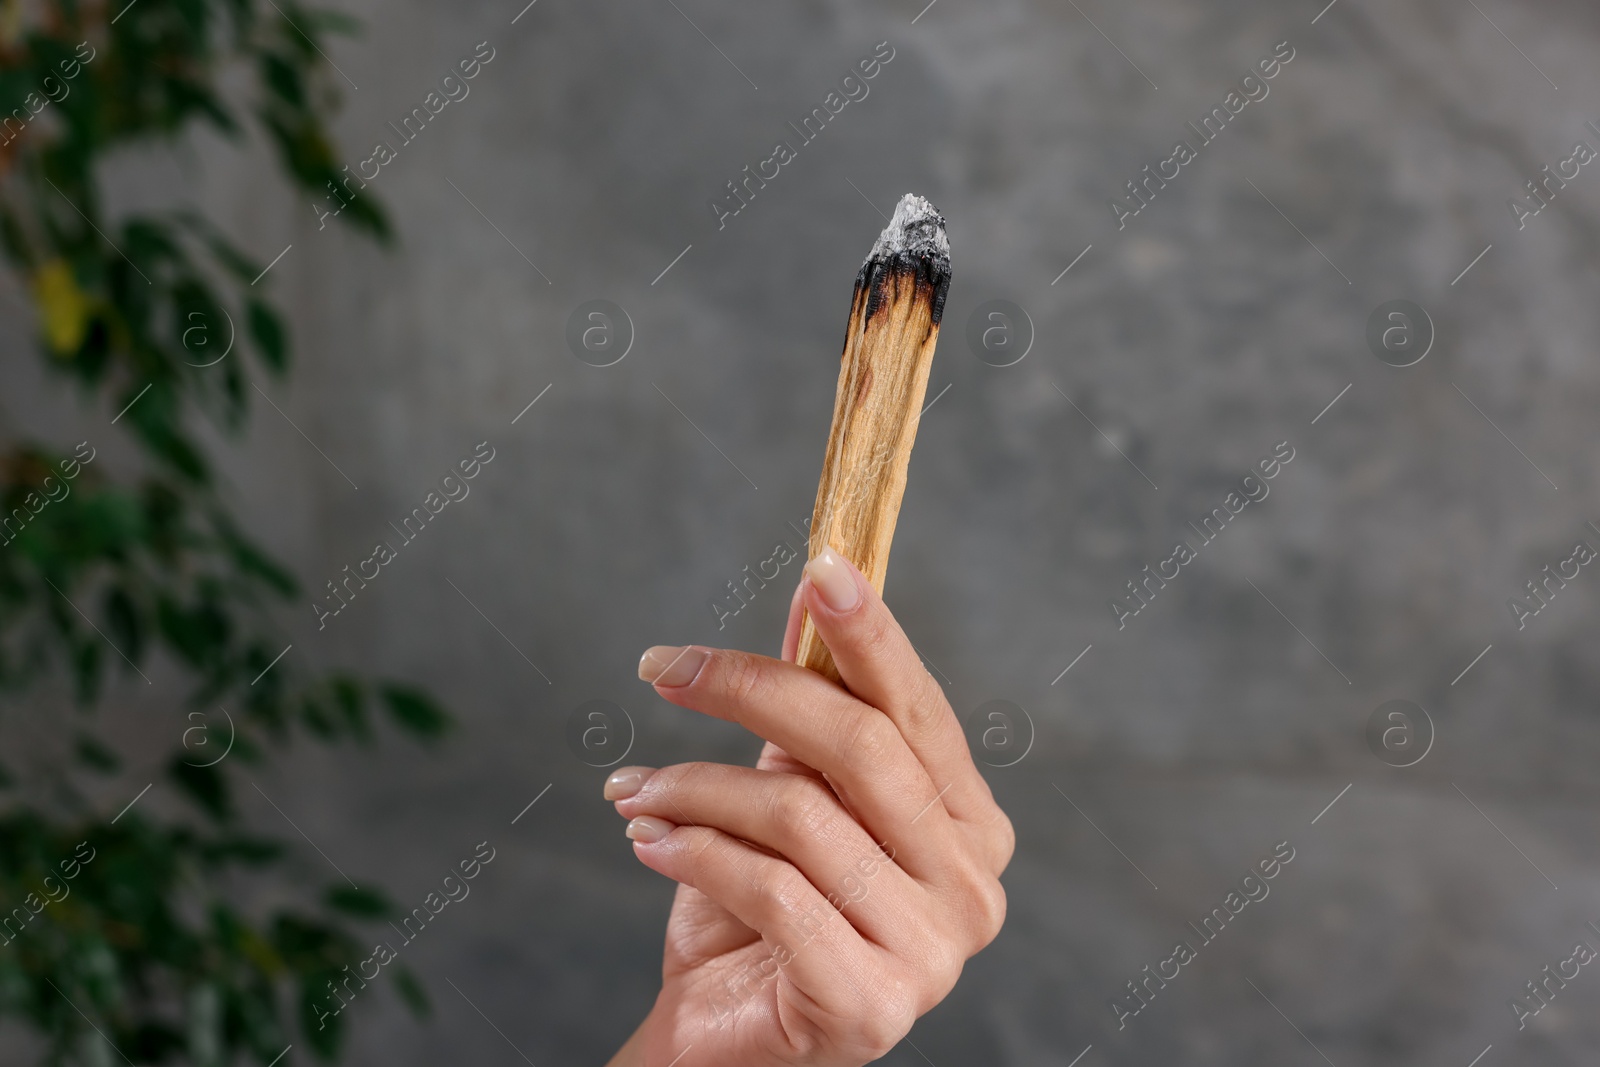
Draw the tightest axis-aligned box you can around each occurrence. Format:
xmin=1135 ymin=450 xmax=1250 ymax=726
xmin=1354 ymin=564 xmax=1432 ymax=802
xmin=797 ymin=196 xmax=950 ymax=681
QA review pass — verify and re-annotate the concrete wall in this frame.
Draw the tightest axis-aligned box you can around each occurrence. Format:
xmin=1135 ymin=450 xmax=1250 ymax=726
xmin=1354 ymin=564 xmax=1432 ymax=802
xmin=10 ymin=0 xmax=1600 ymax=1063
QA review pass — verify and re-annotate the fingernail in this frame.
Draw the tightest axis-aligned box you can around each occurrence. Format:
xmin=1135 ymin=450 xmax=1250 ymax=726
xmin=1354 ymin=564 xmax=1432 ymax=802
xmin=805 ymin=548 xmax=861 ymax=613
xmin=625 ymin=815 xmax=674 ymax=843
xmin=638 ymin=645 xmax=708 ymax=687
xmin=603 ymin=766 xmax=655 ymax=801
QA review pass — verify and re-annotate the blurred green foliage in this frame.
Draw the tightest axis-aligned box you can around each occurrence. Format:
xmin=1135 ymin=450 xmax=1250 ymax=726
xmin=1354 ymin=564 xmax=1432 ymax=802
xmin=0 ymin=1 xmax=449 ymax=1062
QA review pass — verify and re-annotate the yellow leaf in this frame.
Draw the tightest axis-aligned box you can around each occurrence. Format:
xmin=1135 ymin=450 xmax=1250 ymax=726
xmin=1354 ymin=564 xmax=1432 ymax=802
xmin=34 ymin=259 xmax=90 ymax=356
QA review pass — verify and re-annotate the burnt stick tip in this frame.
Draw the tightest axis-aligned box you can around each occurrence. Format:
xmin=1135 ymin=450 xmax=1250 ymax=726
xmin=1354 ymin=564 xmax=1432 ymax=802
xmin=858 ymin=193 xmax=951 ymax=325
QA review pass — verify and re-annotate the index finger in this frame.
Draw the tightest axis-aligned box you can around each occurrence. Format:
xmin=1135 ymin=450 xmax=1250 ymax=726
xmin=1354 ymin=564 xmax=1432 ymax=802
xmin=637 ymin=644 xmax=968 ymax=884
xmin=800 ymin=548 xmax=998 ymax=826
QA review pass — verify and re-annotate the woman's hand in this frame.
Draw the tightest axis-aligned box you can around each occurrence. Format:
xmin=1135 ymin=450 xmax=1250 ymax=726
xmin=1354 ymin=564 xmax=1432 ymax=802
xmin=604 ymin=548 xmax=1014 ymax=1067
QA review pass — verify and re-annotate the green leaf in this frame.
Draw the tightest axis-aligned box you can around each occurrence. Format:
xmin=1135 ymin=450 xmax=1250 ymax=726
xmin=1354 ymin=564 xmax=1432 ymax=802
xmin=127 ymin=395 xmax=212 ymax=483
xmin=324 ymin=885 xmax=393 ymax=918
xmin=201 ymin=835 xmax=284 ymax=867
xmin=392 ymin=965 xmax=431 ymax=1018
xmin=247 ymin=299 xmax=288 ymax=373
xmin=0 ymin=8 xmax=462 ymax=1062
xmin=300 ymin=693 xmax=336 ymax=739
xmin=105 ymin=586 xmax=145 ymax=665
xmin=71 ymin=636 xmax=102 ymax=704
xmin=262 ymin=54 xmax=306 ymax=108
xmin=157 ymin=596 xmax=230 ymax=669
xmin=380 ymin=685 xmax=450 ymax=742
xmin=168 ymin=755 xmax=233 ymax=822
xmin=222 ymin=524 xmax=298 ymax=597
xmin=330 ymin=677 xmax=368 ymax=740
xmin=175 ymin=211 xmax=261 ymax=282
xmin=74 ymin=734 xmax=121 ymax=773
xmin=300 ymin=979 xmax=343 ymax=1059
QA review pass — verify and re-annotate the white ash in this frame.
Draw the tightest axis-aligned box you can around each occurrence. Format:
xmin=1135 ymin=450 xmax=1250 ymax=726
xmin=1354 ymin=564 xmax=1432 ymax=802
xmin=866 ymin=193 xmax=949 ymax=265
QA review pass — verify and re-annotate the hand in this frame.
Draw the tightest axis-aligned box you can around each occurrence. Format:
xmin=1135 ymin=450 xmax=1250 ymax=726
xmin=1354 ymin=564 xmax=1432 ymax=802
xmin=604 ymin=548 xmax=1014 ymax=1067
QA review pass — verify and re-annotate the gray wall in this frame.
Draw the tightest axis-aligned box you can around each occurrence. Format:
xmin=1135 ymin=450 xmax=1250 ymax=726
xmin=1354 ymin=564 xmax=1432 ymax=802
xmin=15 ymin=0 xmax=1600 ymax=1063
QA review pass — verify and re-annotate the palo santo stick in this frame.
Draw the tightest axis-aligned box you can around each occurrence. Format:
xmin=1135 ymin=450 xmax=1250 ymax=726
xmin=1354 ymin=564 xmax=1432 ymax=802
xmin=797 ymin=193 xmax=951 ymax=682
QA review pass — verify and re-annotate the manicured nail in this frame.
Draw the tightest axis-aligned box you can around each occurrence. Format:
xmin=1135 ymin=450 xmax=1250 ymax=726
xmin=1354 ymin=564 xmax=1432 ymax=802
xmin=604 ymin=766 xmax=655 ymax=801
xmin=638 ymin=645 xmax=708 ymax=687
xmin=805 ymin=548 xmax=861 ymax=613
xmin=625 ymin=815 xmax=674 ymax=843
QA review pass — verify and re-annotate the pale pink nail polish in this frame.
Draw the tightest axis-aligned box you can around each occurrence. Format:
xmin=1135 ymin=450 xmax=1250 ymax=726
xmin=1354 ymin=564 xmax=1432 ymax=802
xmin=805 ymin=548 xmax=861 ymax=613
xmin=604 ymin=767 xmax=655 ymax=801
xmin=625 ymin=816 xmax=674 ymax=843
xmin=637 ymin=645 xmax=708 ymax=687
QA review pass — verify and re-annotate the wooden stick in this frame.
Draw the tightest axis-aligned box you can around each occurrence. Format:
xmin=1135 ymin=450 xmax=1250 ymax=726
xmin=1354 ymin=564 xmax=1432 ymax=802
xmin=797 ymin=194 xmax=951 ymax=682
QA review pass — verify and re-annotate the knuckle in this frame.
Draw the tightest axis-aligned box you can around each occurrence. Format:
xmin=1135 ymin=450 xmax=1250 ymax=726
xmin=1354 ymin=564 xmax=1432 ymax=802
xmin=674 ymin=826 xmax=720 ymax=869
xmin=839 ymin=712 xmax=898 ymax=777
xmin=751 ymin=856 xmax=800 ymax=910
xmin=759 ymin=869 xmax=801 ymax=915
xmin=961 ymin=872 xmax=1008 ymax=949
xmin=899 ymin=679 xmax=950 ymax=735
xmin=922 ymin=935 xmax=967 ymax=999
xmin=642 ymin=761 xmax=701 ymax=800
xmin=762 ymin=867 xmax=822 ymax=930
xmin=854 ymin=979 xmax=917 ymax=1056
xmin=861 ymin=613 xmax=939 ymax=711
xmin=980 ymin=878 xmax=1009 ymax=943
xmin=782 ymin=1024 xmax=824 ymax=1060
xmin=769 ymin=778 xmax=840 ymax=842
xmin=718 ymin=651 xmax=768 ymax=707
xmin=856 ymin=608 xmax=899 ymax=662
xmin=987 ymin=809 xmax=1017 ymax=870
